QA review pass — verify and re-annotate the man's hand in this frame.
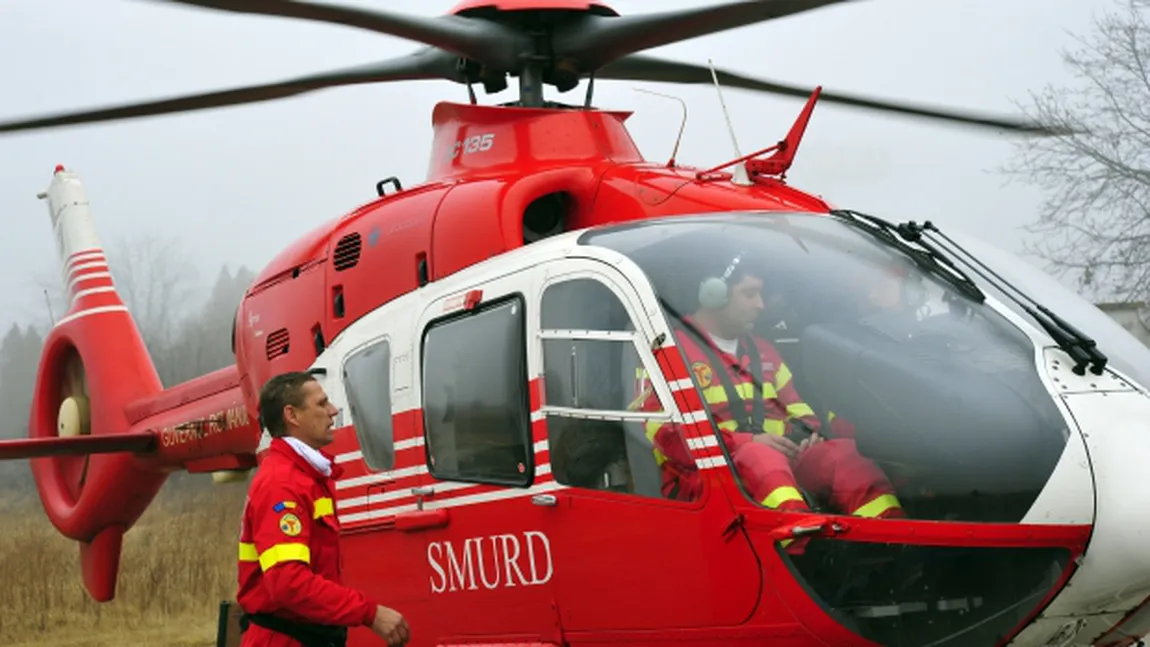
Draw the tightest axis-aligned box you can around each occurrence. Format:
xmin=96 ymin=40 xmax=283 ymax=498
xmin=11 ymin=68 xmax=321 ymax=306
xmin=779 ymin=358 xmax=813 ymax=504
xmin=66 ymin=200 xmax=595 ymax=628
xmin=798 ymin=433 xmax=824 ymax=453
xmin=752 ymin=433 xmax=800 ymax=458
xmin=371 ymin=605 xmax=410 ymax=646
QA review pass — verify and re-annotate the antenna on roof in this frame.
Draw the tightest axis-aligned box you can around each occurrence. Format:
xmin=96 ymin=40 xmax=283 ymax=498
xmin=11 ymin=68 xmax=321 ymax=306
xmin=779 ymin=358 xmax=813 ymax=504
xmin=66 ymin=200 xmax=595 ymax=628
xmin=633 ymin=87 xmax=688 ymax=168
xmin=708 ymin=59 xmax=752 ymax=186
xmin=43 ymin=289 xmax=55 ymax=326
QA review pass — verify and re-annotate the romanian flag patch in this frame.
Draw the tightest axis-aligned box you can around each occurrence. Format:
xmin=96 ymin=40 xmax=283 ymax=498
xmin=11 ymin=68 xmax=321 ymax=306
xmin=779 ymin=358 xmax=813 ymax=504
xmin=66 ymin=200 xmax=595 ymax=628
xmin=273 ymin=501 xmax=297 ymax=513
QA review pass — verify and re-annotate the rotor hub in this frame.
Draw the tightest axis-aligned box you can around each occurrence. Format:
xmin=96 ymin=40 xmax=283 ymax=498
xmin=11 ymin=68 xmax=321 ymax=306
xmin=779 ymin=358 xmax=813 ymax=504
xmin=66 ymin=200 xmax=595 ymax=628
xmin=58 ymin=395 xmax=91 ymax=438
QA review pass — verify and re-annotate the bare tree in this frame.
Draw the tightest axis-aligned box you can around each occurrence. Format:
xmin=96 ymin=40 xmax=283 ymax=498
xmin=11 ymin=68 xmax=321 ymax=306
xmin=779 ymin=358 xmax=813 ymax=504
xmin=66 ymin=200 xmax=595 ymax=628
xmin=105 ymin=232 xmax=204 ymax=355
xmin=1002 ymin=0 xmax=1150 ymax=303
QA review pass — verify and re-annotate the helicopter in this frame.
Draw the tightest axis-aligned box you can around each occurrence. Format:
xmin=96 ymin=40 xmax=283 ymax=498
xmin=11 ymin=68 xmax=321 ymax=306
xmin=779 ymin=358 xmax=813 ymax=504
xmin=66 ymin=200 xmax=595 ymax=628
xmin=5 ymin=0 xmax=1150 ymax=646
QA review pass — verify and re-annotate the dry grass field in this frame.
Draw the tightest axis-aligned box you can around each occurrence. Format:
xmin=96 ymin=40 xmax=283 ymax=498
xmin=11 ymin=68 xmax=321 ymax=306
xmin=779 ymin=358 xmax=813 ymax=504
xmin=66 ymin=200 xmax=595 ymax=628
xmin=0 ymin=474 xmax=249 ymax=646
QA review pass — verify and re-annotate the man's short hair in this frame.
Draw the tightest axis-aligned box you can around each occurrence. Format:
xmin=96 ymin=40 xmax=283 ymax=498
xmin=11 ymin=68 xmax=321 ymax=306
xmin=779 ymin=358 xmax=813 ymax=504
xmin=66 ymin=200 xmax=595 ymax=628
xmin=259 ymin=371 xmax=316 ymax=437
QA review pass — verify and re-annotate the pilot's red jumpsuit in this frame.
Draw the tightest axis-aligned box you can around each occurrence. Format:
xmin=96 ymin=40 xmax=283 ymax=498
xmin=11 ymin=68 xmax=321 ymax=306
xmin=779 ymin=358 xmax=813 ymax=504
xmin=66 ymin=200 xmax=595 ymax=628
xmin=641 ymin=323 xmax=903 ymax=523
xmin=237 ymin=437 xmax=377 ymax=646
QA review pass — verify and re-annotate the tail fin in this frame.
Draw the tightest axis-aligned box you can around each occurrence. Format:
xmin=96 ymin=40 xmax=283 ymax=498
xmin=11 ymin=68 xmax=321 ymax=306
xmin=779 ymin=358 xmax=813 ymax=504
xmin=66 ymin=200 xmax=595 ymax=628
xmin=23 ymin=165 xmax=168 ymax=601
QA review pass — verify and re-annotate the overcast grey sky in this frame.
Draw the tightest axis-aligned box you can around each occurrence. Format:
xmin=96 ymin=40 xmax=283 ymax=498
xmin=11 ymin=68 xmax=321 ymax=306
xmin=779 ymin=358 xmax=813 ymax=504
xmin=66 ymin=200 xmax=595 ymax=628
xmin=0 ymin=0 xmax=1119 ymax=333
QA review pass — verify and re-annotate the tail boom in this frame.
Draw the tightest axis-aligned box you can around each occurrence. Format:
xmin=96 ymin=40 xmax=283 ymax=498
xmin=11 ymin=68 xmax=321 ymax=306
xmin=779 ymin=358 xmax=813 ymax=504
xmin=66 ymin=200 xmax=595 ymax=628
xmin=124 ymin=364 xmax=262 ymax=472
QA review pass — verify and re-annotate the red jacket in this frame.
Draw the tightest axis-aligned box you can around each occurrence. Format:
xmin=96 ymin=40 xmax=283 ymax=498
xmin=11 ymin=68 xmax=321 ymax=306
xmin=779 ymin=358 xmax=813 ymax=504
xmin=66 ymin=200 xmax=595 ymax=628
xmin=237 ymin=438 xmax=376 ymax=637
xmin=640 ymin=320 xmax=856 ymax=498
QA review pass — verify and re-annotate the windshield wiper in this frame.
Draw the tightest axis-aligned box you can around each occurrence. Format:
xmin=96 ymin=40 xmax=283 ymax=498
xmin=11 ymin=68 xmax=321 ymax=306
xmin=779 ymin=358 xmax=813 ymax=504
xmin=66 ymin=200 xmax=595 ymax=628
xmin=901 ymin=220 xmax=1108 ymax=377
xmin=828 ymin=209 xmax=986 ymax=303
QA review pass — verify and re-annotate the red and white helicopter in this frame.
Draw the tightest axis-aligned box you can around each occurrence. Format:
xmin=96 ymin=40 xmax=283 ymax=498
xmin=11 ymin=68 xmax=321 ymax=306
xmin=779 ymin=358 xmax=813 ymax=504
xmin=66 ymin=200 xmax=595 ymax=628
xmin=3 ymin=1 xmax=1150 ymax=646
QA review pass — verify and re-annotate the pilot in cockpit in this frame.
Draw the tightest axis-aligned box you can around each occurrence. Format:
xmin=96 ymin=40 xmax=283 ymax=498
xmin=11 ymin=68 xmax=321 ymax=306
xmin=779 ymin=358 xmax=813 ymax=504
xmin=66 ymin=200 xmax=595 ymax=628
xmin=638 ymin=250 xmax=906 ymax=552
xmin=855 ymin=256 xmax=930 ymax=318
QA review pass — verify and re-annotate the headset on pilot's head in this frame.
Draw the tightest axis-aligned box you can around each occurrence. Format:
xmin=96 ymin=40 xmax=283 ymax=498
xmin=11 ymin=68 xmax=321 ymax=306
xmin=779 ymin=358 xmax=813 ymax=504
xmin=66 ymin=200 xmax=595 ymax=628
xmin=698 ymin=249 xmax=750 ymax=310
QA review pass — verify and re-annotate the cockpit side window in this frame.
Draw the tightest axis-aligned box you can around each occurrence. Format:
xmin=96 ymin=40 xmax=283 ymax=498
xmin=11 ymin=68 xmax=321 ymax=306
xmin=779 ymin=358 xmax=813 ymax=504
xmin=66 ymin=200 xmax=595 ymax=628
xmin=539 ymin=276 xmax=694 ymax=501
xmin=343 ymin=338 xmax=395 ymax=472
xmin=421 ymin=295 xmax=533 ymax=487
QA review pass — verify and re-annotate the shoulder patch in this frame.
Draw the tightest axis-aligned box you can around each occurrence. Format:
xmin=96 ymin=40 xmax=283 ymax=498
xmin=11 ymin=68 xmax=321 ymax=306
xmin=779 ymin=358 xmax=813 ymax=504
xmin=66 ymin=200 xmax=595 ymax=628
xmin=691 ymin=361 xmax=713 ymax=388
xmin=279 ymin=513 xmax=302 ymax=537
xmin=273 ymin=501 xmax=297 ymax=513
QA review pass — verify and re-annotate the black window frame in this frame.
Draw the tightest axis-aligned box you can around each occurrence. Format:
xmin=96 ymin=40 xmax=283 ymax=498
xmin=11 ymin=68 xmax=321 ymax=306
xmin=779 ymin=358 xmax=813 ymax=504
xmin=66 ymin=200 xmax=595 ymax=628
xmin=419 ymin=292 xmax=534 ymax=488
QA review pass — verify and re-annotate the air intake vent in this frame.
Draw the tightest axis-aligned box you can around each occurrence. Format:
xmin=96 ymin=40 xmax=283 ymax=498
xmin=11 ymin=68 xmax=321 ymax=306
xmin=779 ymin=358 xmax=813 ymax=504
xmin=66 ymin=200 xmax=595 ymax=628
xmin=266 ymin=328 xmax=290 ymax=360
xmin=333 ymin=233 xmax=362 ymax=271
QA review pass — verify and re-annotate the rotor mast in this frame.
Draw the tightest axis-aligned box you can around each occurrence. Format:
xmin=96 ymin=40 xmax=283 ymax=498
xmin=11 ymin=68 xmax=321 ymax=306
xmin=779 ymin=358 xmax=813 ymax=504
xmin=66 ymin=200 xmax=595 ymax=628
xmin=519 ymin=60 xmax=546 ymax=108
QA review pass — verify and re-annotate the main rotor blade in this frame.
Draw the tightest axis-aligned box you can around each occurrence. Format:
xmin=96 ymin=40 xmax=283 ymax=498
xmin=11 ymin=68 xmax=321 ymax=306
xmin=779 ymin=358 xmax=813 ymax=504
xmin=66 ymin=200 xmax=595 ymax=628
xmin=147 ymin=0 xmax=524 ymax=70
xmin=598 ymin=55 xmax=1064 ymax=135
xmin=554 ymin=0 xmax=852 ymax=71
xmin=0 ymin=433 xmax=156 ymax=460
xmin=0 ymin=48 xmax=461 ymax=135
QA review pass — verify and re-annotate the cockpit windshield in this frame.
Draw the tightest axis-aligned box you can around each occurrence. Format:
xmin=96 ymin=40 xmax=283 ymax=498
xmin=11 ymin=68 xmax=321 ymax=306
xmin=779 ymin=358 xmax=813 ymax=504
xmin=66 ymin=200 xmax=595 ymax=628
xmin=581 ymin=212 xmax=1071 ymax=524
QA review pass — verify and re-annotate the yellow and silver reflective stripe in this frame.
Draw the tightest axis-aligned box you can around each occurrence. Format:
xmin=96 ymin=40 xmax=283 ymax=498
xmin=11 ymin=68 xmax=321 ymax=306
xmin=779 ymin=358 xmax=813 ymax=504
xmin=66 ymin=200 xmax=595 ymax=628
xmin=761 ymin=418 xmax=786 ymax=435
xmin=851 ymin=494 xmax=902 ymax=518
xmin=775 ymin=363 xmax=793 ymax=391
xmin=239 ymin=542 xmax=258 ymax=562
xmin=714 ymin=414 xmax=787 ymax=436
xmin=644 ymin=420 xmax=669 ymax=465
xmin=313 ymin=497 xmax=334 ymax=519
xmin=785 ymin=402 xmax=815 ymax=419
xmin=260 ymin=543 xmax=311 ymax=571
xmin=701 ymin=382 xmax=779 ymax=403
xmin=238 ymin=541 xmax=311 ymax=571
xmin=761 ymin=486 xmax=805 ymax=510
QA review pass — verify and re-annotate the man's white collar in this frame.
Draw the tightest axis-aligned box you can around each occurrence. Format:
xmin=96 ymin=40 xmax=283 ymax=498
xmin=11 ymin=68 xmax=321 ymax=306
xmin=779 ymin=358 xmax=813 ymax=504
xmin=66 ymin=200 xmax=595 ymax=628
xmin=282 ymin=436 xmax=332 ymax=477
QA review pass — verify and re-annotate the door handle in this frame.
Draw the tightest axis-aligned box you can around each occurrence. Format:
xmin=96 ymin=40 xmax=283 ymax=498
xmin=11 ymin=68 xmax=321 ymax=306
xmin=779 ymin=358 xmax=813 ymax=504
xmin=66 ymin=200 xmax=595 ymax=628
xmin=394 ymin=509 xmax=449 ymax=532
xmin=532 ymin=494 xmax=557 ymax=507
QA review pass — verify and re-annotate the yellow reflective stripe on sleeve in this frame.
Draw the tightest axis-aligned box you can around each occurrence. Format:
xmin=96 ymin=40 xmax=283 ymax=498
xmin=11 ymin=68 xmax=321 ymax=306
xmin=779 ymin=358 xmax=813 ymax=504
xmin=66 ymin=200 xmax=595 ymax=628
xmin=239 ymin=542 xmax=258 ymax=562
xmin=717 ymin=419 xmax=739 ymax=431
xmin=259 ymin=543 xmax=311 ymax=571
xmin=775 ymin=363 xmax=792 ymax=390
xmin=786 ymin=402 xmax=815 ymax=419
xmin=761 ymin=486 xmax=805 ymax=509
xmin=313 ymin=497 xmax=334 ymax=519
xmin=851 ymin=494 xmax=902 ymax=518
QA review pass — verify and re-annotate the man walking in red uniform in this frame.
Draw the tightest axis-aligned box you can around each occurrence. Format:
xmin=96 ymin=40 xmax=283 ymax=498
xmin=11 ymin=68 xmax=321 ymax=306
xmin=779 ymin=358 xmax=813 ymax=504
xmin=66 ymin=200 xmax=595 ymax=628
xmin=237 ymin=371 xmax=410 ymax=646
xmin=641 ymin=251 xmax=905 ymax=537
